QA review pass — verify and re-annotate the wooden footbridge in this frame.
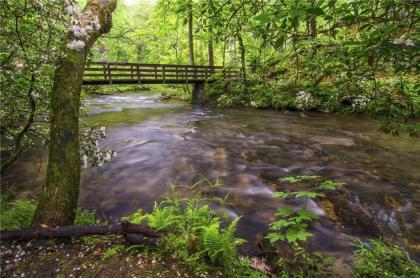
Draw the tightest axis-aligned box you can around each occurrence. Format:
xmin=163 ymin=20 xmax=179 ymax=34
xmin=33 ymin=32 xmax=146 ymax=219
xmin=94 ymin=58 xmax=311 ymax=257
xmin=83 ymin=62 xmax=238 ymax=85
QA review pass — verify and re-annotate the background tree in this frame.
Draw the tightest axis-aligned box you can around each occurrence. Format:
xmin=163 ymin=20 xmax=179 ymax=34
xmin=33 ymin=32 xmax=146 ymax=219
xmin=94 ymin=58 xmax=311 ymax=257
xmin=0 ymin=0 xmax=66 ymax=173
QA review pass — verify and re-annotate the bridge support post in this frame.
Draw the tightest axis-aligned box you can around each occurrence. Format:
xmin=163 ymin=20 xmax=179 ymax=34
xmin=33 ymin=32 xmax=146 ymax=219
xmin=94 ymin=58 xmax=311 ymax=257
xmin=192 ymin=82 xmax=206 ymax=104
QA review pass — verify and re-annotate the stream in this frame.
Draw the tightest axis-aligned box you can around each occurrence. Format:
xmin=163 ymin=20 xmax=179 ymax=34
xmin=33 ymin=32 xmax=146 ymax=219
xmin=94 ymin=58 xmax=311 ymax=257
xmin=3 ymin=91 xmax=419 ymax=266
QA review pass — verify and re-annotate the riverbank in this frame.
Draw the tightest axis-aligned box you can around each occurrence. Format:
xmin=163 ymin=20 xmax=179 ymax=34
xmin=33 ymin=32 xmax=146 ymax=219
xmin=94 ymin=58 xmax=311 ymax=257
xmin=0 ymin=237 xmax=223 ymax=278
xmin=1 ymin=193 xmax=419 ymax=278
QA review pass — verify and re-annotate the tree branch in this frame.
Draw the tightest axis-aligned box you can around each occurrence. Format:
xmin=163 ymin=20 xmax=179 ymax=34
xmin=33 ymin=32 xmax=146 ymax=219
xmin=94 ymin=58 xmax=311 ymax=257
xmin=0 ymin=222 xmax=160 ymax=241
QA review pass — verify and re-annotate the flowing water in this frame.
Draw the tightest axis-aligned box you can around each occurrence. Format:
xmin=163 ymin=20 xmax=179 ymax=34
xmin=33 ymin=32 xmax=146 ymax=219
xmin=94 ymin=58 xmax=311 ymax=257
xmin=3 ymin=92 xmax=420 ymax=264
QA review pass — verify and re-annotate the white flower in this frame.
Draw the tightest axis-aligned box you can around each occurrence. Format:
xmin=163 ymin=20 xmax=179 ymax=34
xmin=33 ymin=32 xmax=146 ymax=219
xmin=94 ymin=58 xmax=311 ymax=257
xmin=69 ymin=25 xmax=87 ymax=38
xmin=31 ymin=91 xmax=40 ymax=98
xmin=93 ymin=17 xmax=101 ymax=31
xmin=352 ymin=95 xmax=370 ymax=108
xmin=392 ymin=38 xmax=404 ymax=45
xmin=405 ymin=39 xmax=415 ymax=46
xmin=65 ymin=5 xmax=75 ymax=16
xmin=67 ymin=39 xmax=85 ymax=51
xmin=295 ymin=90 xmax=313 ymax=110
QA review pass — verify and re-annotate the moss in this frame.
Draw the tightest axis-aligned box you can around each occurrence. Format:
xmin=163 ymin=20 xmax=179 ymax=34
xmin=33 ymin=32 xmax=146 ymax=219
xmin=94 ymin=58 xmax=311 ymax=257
xmin=82 ymin=106 xmax=185 ymax=126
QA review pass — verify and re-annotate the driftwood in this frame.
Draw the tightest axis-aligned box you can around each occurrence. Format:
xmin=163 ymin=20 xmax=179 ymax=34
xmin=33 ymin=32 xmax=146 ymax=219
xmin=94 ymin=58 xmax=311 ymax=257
xmin=0 ymin=222 xmax=160 ymax=241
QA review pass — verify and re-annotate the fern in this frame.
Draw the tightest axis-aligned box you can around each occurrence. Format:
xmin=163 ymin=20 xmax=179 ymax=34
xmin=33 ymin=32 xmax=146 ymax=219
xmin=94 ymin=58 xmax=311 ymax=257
xmin=102 ymin=244 xmax=125 ymax=261
xmin=121 ymin=209 xmax=147 ymax=224
xmin=122 ymin=181 xmax=250 ymax=275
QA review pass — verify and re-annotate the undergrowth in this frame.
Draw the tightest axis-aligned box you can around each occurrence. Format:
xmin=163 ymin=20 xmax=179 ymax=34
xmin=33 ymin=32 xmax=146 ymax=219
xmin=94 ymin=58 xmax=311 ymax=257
xmin=0 ymin=194 xmax=99 ymax=230
xmin=1 ymin=178 xmax=419 ymax=277
xmin=353 ymin=239 xmax=420 ymax=278
xmin=122 ymin=180 xmax=264 ymax=277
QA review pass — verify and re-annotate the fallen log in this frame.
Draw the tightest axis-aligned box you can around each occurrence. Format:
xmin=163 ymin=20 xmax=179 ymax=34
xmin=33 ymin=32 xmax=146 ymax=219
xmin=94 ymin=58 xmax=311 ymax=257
xmin=0 ymin=222 xmax=160 ymax=241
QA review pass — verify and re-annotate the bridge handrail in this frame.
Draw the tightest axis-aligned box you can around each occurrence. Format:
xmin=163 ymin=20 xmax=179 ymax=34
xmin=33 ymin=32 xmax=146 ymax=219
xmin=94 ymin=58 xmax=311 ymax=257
xmin=88 ymin=61 xmax=225 ymax=69
xmin=83 ymin=61 xmax=239 ymax=85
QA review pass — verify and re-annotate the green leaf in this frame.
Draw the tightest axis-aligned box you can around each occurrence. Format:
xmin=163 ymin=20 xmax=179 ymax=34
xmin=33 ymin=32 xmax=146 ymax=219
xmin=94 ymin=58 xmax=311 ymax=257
xmin=276 ymin=206 xmax=293 ymax=217
xmin=328 ymin=0 xmax=337 ymax=7
xmin=295 ymin=230 xmax=313 ymax=241
xmin=306 ymin=7 xmax=324 ymax=16
xmin=306 ymin=191 xmax=319 ymax=198
xmin=265 ymin=232 xmax=285 ymax=243
xmin=280 ymin=176 xmax=320 ymax=183
xmin=286 ymin=229 xmax=298 ymax=243
xmin=298 ymin=208 xmax=317 ymax=221
xmin=273 ymin=191 xmax=289 ymax=199
xmin=271 ymin=219 xmax=294 ymax=228
xmin=255 ymin=14 xmax=271 ymax=24
xmin=318 ymin=180 xmax=337 ymax=190
xmin=342 ymin=14 xmax=356 ymax=23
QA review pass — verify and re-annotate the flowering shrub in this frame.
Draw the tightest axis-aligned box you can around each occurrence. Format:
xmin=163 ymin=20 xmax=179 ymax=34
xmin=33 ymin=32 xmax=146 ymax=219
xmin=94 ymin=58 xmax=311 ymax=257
xmin=352 ymin=95 xmax=371 ymax=110
xmin=295 ymin=91 xmax=315 ymax=110
xmin=80 ymin=126 xmax=116 ymax=168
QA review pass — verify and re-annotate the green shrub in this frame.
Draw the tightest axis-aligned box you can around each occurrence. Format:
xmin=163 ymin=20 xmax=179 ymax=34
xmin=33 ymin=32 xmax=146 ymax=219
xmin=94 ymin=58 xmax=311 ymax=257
xmin=123 ymin=181 xmax=260 ymax=276
xmin=266 ymin=176 xmax=339 ymax=276
xmin=0 ymin=195 xmax=99 ymax=230
xmin=353 ymin=239 xmax=420 ymax=278
xmin=0 ymin=195 xmax=36 ymax=231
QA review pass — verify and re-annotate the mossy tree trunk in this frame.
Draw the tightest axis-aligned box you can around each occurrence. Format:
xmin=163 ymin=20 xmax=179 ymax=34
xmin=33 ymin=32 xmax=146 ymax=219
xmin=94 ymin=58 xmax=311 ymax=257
xmin=208 ymin=25 xmax=214 ymax=66
xmin=32 ymin=0 xmax=117 ymax=227
xmin=188 ymin=6 xmax=195 ymax=65
xmin=237 ymin=32 xmax=246 ymax=83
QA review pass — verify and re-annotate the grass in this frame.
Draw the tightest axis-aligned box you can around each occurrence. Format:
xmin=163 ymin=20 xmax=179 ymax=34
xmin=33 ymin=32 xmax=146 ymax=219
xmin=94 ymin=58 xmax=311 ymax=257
xmin=353 ymin=239 xmax=420 ymax=278
xmin=0 ymin=195 xmax=99 ymax=231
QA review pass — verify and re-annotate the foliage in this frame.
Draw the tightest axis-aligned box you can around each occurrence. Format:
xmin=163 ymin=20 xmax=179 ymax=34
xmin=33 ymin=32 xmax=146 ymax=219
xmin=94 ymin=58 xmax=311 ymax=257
xmin=0 ymin=1 xmax=118 ymax=172
xmin=102 ymin=244 xmax=126 ymax=261
xmin=0 ymin=195 xmax=99 ymax=230
xmin=267 ymin=176 xmax=337 ymax=245
xmin=0 ymin=0 xmax=66 ymax=172
xmin=123 ymin=180 xmax=260 ymax=276
xmin=0 ymin=195 xmax=37 ymax=231
xmin=353 ymin=239 xmax=420 ymax=278
xmin=266 ymin=176 xmax=339 ymax=276
xmin=199 ymin=0 xmax=418 ymax=136
xmin=80 ymin=126 xmax=116 ymax=168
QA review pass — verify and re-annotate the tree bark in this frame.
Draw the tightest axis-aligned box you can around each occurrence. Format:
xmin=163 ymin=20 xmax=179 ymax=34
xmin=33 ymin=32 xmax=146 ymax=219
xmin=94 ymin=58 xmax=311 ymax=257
xmin=307 ymin=15 xmax=317 ymax=40
xmin=32 ymin=0 xmax=117 ymax=227
xmin=188 ymin=7 xmax=195 ymax=65
xmin=307 ymin=0 xmax=317 ymax=53
xmin=1 ymin=222 xmax=160 ymax=240
xmin=208 ymin=27 xmax=214 ymax=66
xmin=237 ymin=32 xmax=246 ymax=82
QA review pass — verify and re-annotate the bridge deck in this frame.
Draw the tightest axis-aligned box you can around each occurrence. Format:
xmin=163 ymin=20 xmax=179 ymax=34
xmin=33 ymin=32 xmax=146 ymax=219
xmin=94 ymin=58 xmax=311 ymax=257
xmin=83 ymin=62 xmax=238 ymax=85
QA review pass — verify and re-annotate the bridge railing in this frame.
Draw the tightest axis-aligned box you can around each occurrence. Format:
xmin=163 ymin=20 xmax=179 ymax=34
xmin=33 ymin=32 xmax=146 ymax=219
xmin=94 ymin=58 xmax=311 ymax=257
xmin=83 ymin=62 xmax=239 ymax=85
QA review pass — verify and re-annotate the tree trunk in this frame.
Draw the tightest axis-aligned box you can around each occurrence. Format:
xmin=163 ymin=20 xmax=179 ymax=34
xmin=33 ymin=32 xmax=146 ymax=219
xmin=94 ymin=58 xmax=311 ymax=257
xmin=222 ymin=40 xmax=226 ymax=67
xmin=307 ymin=15 xmax=317 ymax=40
xmin=307 ymin=0 xmax=317 ymax=53
xmin=237 ymin=33 xmax=246 ymax=82
xmin=188 ymin=8 xmax=195 ymax=65
xmin=208 ymin=27 xmax=214 ymax=66
xmin=229 ymin=37 xmax=236 ymax=63
xmin=32 ymin=0 xmax=117 ymax=227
